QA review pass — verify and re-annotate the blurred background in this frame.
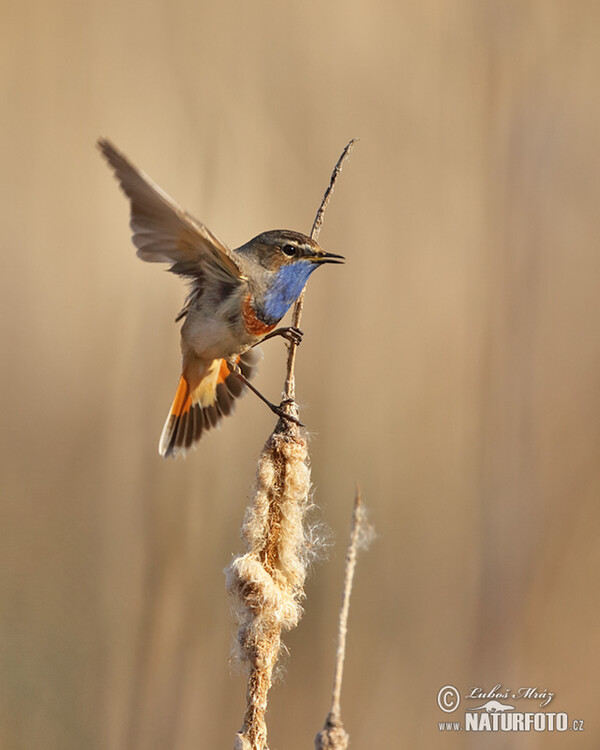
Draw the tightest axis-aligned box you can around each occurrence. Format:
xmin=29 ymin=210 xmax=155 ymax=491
xmin=2 ymin=1 xmax=600 ymax=748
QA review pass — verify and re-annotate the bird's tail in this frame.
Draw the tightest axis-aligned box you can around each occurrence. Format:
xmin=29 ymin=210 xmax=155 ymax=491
xmin=159 ymin=348 xmax=261 ymax=458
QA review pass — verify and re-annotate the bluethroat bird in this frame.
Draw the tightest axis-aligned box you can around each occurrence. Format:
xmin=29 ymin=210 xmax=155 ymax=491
xmin=98 ymin=139 xmax=344 ymax=458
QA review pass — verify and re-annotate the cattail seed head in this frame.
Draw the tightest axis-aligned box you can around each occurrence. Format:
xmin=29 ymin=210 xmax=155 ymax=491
xmin=226 ymin=430 xmax=313 ymax=749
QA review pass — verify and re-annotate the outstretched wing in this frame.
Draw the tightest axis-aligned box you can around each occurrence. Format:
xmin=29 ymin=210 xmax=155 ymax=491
xmin=98 ymin=138 xmax=244 ymax=282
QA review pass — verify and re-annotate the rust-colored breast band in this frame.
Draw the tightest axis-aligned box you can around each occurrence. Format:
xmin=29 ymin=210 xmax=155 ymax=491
xmin=242 ymin=293 xmax=277 ymax=336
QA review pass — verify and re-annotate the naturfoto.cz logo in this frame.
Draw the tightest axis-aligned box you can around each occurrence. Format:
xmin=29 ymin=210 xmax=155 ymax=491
xmin=436 ymin=684 xmax=585 ymax=733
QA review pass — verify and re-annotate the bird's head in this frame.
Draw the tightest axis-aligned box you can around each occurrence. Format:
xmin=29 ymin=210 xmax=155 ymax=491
xmin=237 ymin=230 xmax=344 ymax=324
xmin=241 ymin=229 xmax=344 ymax=270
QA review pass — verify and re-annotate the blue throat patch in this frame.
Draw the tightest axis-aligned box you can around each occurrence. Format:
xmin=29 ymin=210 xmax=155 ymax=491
xmin=262 ymin=261 xmax=317 ymax=323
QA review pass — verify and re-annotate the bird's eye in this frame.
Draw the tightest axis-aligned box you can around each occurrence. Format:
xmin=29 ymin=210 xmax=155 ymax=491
xmin=281 ymin=244 xmax=297 ymax=257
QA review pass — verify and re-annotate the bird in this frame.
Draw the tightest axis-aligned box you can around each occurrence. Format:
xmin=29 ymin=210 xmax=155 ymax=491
xmin=98 ymin=139 xmax=344 ymax=458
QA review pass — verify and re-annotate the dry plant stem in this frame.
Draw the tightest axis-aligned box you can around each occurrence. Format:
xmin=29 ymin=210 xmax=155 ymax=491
xmin=315 ymin=486 xmax=365 ymax=750
xmin=282 ymin=138 xmax=358 ymax=414
xmin=331 ymin=486 xmax=362 ymax=722
xmin=228 ymin=141 xmax=357 ymax=750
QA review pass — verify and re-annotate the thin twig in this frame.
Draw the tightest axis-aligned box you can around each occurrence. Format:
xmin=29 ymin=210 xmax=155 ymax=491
xmin=331 ymin=485 xmax=362 ymax=721
xmin=282 ymin=139 xmax=358 ymax=413
xmin=311 ymin=139 xmax=358 ymax=242
xmin=315 ymin=485 xmax=374 ymax=750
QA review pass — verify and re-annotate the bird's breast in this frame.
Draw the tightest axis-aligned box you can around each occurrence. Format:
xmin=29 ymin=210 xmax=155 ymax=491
xmin=241 ymin=293 xmax=277 ymax=336
xmin=181 ymin=287 xmax=271 ymax=360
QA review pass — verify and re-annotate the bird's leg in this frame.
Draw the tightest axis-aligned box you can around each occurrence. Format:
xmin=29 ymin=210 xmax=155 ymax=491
xmin=257 ymin=326 xmax=304 ymax=347
xmin=228 ymin=360 xmax=304 ymax=427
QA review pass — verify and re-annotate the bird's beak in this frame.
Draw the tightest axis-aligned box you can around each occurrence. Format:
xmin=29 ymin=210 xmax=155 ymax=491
xmin=311 ymin=251 xmax=345 ymax=265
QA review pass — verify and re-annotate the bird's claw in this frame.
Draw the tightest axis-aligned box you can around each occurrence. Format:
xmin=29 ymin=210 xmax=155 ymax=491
xmin=260 ymin=326 xmax=304 ymax=347
xmin=271 ymin=399 xmax=304 ymax=427
xmin=281 ymin=326 xmax=304 ymax=346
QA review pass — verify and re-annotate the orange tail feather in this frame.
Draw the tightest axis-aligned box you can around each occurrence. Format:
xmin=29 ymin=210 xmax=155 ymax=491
xmin=158 ymin=348 xmax=261 ymax=458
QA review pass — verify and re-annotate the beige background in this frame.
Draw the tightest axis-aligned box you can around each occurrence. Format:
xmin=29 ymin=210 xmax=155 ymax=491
xmin=2 ymin=1 xmax=600 ymax=748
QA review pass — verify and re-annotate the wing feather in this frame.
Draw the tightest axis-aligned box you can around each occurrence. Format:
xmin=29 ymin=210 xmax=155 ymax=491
xmin=98 ymin=138 xmax=244 ymax=281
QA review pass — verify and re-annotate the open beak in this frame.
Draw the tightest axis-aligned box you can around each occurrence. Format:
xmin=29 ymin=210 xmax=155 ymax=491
xmin=311 ymin=251 xmax=345 ymax=265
